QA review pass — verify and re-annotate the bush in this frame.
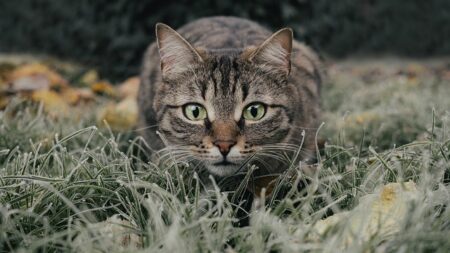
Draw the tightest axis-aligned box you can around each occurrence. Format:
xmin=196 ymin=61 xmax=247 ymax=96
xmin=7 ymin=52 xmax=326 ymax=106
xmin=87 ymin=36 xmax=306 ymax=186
xmin=1 ymin=0 xmax=449 ymax=79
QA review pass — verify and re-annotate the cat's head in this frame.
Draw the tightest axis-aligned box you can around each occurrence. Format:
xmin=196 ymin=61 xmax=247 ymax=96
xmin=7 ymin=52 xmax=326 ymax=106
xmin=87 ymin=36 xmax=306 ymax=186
xmin=154 ymin=23 xmax=297 ymax=177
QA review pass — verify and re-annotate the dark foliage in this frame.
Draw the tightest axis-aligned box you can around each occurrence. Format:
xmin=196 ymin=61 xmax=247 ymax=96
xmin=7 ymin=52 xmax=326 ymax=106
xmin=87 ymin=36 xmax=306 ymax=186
xmin=1 ymin=0 xmax=449 ymax=80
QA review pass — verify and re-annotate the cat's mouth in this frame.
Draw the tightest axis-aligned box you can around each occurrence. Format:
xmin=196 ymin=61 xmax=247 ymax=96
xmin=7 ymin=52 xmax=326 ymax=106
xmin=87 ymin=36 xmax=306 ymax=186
xmin=207 ymin=159 xmax=241 ymax=177
xmin=213 ymin=160 xmax=236 ymax=166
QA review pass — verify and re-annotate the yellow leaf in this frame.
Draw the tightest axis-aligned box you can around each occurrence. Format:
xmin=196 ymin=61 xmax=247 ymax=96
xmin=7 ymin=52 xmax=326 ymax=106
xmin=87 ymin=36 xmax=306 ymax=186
xmin=60 ymin=88 xmax=95 ymax=105
xmin=9 ymin=63 xmax=68 ymax=91
xmin=80 ymin=70 xmax=99 ymax=86
xmin=31 ymin=90 xmax=69 ymax=115
xmin=350 ymin=112 xmax=379 ymax=125
xmin=91 ymin=81 xmax=116 ymax=97
xmin=118 ymin=76 xmax=140 ymax=99
xmin=98 ymin=97 xmax=138 ymax=130
xmin=406 ymin=63 xmax=426 ymax=76
xmin=0 ymin=62 xmax=15 ymax=89
xmin=310 ymin=181 xmax=419 ymax=248
xmin=0 ymin=94 xmax=9 ymax=110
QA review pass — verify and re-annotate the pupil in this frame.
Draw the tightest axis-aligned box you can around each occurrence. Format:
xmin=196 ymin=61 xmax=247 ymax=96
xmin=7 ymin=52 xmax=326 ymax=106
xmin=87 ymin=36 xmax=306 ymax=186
xmin=192 ymin=107 xmax=199 ymax=118
xmin=250 ymin=106 xmax=258 ymax=117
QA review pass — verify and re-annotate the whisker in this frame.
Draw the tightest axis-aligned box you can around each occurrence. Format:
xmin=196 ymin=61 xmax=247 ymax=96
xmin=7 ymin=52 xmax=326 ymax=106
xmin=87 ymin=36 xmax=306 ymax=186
xmin=255 ymin=152 xmax=288 ymax=164
xmin=132 ymin=124 xmax=159 ymax=132
xmin=159 ymin=152 xmax=192 ymax=163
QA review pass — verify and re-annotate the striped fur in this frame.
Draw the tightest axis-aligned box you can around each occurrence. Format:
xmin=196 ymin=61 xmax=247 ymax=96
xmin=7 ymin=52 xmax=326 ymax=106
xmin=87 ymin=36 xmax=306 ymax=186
xmin=138 ymin=16 xmax=324 ymax=177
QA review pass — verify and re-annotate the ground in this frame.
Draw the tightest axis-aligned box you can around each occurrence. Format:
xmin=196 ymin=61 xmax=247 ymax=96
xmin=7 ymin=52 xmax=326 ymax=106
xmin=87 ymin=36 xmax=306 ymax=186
xmin=0 ymin=55 xmax=449 ymax=252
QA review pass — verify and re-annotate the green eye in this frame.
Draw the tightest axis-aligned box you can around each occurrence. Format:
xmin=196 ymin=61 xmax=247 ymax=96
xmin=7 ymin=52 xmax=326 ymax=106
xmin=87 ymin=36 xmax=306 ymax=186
xmin=183 ymin=104 xmax=207 ymax=121
xmin=243 ymin=103 xmax=266 ymax=121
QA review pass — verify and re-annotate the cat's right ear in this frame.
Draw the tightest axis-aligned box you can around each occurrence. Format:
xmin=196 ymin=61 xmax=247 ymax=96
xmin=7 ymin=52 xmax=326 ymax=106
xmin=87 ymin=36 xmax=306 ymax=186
xmin=243 ymin=28 xmax=293 ymax=76
xmin=155 ymin=23 xmax=204 ymax=78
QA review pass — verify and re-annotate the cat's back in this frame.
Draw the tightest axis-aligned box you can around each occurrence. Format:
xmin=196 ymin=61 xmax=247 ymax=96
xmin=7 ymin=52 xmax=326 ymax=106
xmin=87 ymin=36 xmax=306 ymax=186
xmin=176 ymin=16 xmax=271 ymax=49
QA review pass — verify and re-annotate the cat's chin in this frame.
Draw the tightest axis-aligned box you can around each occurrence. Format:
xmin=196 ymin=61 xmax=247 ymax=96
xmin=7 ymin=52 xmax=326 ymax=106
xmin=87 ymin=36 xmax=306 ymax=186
xmin=205 ymin=163 xmax=242 ymax=177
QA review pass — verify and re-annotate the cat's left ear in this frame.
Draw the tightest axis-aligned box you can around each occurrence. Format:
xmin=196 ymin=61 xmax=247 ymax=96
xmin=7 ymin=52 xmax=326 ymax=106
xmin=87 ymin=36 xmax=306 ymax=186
xmin=155 ymin=23 xmax=204 ymax=78
xmin=245 ymin=28 xmax=293 ymax=75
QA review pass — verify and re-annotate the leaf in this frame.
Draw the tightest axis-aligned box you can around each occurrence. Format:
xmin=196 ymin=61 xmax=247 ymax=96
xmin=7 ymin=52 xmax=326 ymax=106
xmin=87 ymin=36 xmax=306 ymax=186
xmin=91 ymin=81 xmax=117 ymax=97
xmin=97 ymin=97 xmax=138 ymax=130
xmin=0 ymin=95 xmax=9 ymax=110
xmin=31 ymin=90 xmax=69 ymax=115
xmin=8 ymin=63 xmax=68 ymax=91
xmin=310 ymin=181 xmax=420 ymax=247
xmin=60 ymin=87 xmax=95 ymax=105
xmin=118 ymin=76 xmax=140 ymax=99
xmin=11 ymin=75 xmax=51 ymax=92
xmin=0 ymin=62 xmax=16 ymax=90
xmin=73 ymin=215 xmax=141 ymax=250
xmin=80 ymin=69 xmax=99 ymax=86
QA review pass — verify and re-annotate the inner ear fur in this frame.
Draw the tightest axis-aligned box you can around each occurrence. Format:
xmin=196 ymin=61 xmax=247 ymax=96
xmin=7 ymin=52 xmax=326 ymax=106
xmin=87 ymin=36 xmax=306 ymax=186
xmin=243 ymin=28 xmax=293 ymax=75
xmin=155 ymin=23 xmax=204 ymax=77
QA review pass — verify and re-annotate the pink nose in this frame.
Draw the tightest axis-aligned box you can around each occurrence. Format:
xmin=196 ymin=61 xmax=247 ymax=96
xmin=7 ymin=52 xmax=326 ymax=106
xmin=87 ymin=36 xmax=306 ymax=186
xmin=214 ymin=140 xmax=236 ymax=156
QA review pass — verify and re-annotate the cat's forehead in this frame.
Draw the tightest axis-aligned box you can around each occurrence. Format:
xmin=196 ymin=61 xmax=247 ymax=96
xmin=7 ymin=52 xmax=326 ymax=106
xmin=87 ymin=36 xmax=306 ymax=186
xmin=206 ymin=52 xmax=241 ymax=71
xmin=201 ymin=53 xmax=255 ymax=86
xmin=201 ymin=53 xmax=277 ymax=93
xmin=206 ymin=48 xmax=244 ymax=55
xmin=203 ymin=54 xmax=242 ymax=102
xmin=162 ymin=52 xmax=286 ymax=108
xmin=183 ymin=53 xmax=283 ymax=101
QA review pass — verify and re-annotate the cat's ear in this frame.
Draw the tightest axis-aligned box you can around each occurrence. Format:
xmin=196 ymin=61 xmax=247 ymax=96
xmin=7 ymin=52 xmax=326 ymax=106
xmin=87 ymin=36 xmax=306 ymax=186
xmin=155 ymin=23 xmax=204 ymax=77
xmin=245 ymin=28 xmax=293 ymax=75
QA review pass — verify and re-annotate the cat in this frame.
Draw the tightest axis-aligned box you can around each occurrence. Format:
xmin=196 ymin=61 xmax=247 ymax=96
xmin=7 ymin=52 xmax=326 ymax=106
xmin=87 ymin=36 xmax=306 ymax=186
xmin=138 ymin=16 xmax=323 ymax=189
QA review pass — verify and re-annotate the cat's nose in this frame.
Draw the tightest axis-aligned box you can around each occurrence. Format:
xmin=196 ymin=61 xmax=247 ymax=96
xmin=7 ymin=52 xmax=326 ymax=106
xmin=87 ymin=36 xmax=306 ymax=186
xmin=211 ymin=119 xmax=239 ymax=157
xmin=214 ymin=140 xmax=236 ymax=156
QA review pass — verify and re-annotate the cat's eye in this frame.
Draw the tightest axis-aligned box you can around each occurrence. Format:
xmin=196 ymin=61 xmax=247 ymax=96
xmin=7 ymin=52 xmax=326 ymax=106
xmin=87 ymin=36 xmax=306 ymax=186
xmin=183 ymin=104 xmax=207 ymax=121
xmin=243 ymin=103 xmax=266 ymax=121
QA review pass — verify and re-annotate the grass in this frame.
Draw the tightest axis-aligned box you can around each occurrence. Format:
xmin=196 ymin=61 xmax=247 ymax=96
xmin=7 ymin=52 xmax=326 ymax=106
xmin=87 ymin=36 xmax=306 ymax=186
xmin=0 ymin=58 xmax=449 ymax=252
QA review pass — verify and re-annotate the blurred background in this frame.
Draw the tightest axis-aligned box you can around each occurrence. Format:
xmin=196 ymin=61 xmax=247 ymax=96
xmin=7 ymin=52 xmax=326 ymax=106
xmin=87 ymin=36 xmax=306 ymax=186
xmin=1 ymin=0 xmax=450 ymax=80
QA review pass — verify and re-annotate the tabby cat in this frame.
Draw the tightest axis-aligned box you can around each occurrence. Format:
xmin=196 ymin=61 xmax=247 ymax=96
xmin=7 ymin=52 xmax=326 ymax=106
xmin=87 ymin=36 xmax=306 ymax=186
xmin=138 ymin=16 xmax=323 ymax=183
